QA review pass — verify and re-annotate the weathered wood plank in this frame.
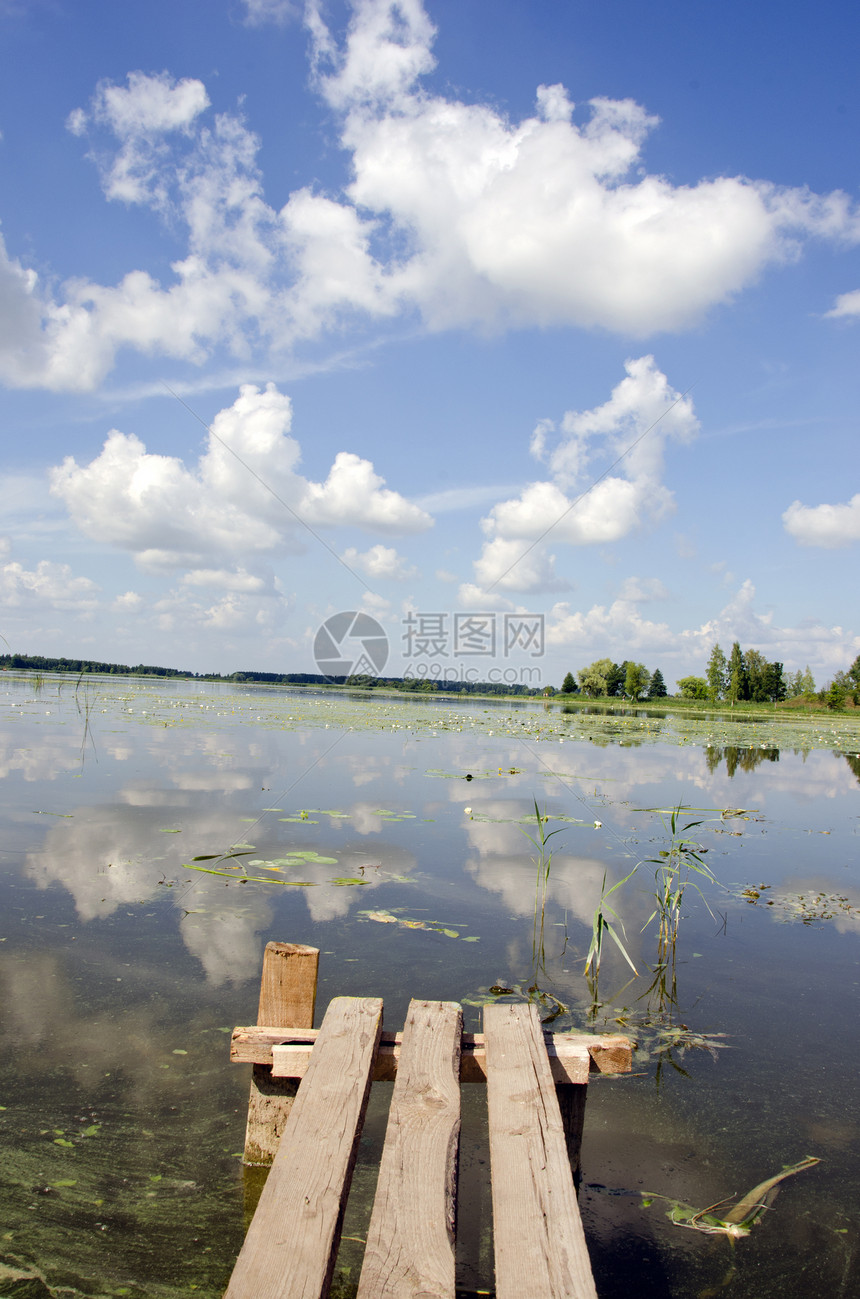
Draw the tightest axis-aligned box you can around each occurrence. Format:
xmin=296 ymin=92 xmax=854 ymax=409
xmin=357 ymin=1000 xmax=462 ymax=1299
xmin=484 ymin=1003 xmax=598 ymax=1299
xmin=225 ymin=996 xmax=383 ymax=1299
xmin=243 ymin=942 xmax=319 ymax=1166
xmin=232 ymin=1026 xmax=632 ymax=1082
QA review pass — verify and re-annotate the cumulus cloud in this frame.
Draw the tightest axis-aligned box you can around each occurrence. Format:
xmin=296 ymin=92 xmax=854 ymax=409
xmin=466 ymin=356 xmax=698 ymax=596
xmin=824 ymin=289 xmax=860 ymax=319
xmin=783 ymin=494 xmax=860 ymax=548
xmin=2 ymin=1 xmax=859 ymax=390
xmin=0 ymin=559 xmax=100 ymax=611
xmin=49 ymin=382 xmax=431 ymax=576
xmin=546 ymin=577 xmax=859 ymax=680
xmin=341 ymin=543 xmax=417 ymax=579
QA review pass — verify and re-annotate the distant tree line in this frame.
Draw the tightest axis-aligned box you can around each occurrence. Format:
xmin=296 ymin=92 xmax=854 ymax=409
xmin=0 ymin=653 xmax=193 ymax=678
xmin=0 ymin=655 xmax=546 ymax=696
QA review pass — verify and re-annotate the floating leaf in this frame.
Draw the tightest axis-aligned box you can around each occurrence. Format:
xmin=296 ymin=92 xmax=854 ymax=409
xmin=331 ymin=878 xmax=367 ymax=886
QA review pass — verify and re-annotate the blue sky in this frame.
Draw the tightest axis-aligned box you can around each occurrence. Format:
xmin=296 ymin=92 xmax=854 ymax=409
xmin=1 ymin=0 xmax=859 ymax=689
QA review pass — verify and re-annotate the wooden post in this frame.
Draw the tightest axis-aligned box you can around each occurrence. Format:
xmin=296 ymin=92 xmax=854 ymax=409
xmin=556 ymin=1083 xmax=588 ymax=1181
xmin=243 ymin=942 xmax=319 ymax=1166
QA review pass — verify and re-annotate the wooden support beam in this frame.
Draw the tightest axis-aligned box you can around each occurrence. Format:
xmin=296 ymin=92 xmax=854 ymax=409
xmin=484 ymin=1003 xmax=598 ymax=1299
xmin=243 ymin=942 xmax=319 ymax=1166
xmin=357 ymin=1000 xmax=462 ymax=1299
xmin=226 ymin=996 xmax=383 ymax=1299
xmin=231 ymin=1025 xmax=631 ymax=1084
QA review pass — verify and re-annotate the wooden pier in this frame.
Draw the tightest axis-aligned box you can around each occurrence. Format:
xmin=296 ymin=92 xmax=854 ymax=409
xmin=225 ymin=942 xmax=632 ymax=1299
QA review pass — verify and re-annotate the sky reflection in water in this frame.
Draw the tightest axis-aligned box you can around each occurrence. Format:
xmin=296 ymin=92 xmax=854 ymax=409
xmin=1 ymin=676 xmax=859 ymax=1297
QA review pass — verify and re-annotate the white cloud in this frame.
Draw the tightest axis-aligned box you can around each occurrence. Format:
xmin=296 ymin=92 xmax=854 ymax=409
xmin=309 ymin=1 xmax=860 ymax=335
xmin=546 ymin=597 xmax=676 ymax=656
xmin=824 ymin=289 xmax=860 ymax=319
xmin=783 ymin=494 xmax=860 ymax=548
xmin=48 ymin=382 xmax=432 ymax=575
xmin=341 ymin=543 xmax=417 ymax=579
xmin=617 ymin=576 xmax=670 ymax=602
xmin=112 ymin=590 xmax=143 ymax=612
xmin=180 ymin=568 xmax=267 ymax=591
xmin=546 ymin=578 xmax=859 ymax=680
xmin=0 ymin=559 xmax=100 ymax=611
xmin=456 ymin=582 xmax=516 ymax=612
xmin=242 ymin=0 xmax=300 ymax=26
xmin=468 ymin=356 xmax=697 ymax=594
xmin=2 ymin=2 xmax=859 ymax=391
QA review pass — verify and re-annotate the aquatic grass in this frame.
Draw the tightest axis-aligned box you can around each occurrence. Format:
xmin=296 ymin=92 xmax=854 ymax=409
xmin=584 ymin=867 xmax=639 ymax=980
xmin=641 ymin=805 xmax=718 ymax=960
xmin=521 ymin=800 xmax=565 ymax=977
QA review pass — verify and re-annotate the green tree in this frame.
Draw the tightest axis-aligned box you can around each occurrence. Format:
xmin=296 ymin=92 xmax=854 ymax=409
xmin=578 ymin=658 xmax=614 ymax=697
xmin=678 ymin=675 xmax=709 ymax=699
xmin=561 ymin=671 xmax=577 ymax=694
xmin=606 ymin=661 xmax=627 ymax=697
xmin=706 ymin=643 xmax=727 ymax=702
xmin=624 ymin=662 xmax=650 ymax=701
xmin=648 ymin=668 xmax=667 ymax=698
xmin=847 ymin=654 xmax=860 ymax=691
xmin=763 ymin=661 xmax=786 ymax=702
xmin=745 ymin=649 xmax=769 ymax=703
xmin=727 ymin=642 xmax=748 ymax=704
xmin=800 ymin=665 xmax=816 ymax=695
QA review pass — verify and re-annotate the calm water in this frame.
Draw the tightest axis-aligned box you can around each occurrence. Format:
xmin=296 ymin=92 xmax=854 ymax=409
xmin=1 ymin=674 xmax=858 ymax=1297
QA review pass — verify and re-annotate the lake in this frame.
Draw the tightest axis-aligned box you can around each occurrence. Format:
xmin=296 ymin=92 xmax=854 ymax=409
xmin=1 ymin=673 xmax=859 ymax=1297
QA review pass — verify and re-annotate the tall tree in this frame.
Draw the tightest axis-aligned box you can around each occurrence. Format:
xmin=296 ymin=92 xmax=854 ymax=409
xmin=561 ymin=671 xmax=577 ymax=694
xmin=727 ymin=642 xmax=748 ymax=704
xmin=624 ymin=662 xmax=650 ymax=701
xmin=800 ymin=665 xmax=816 ymax=694
xmin=745 ymin=649 xmax=769 ymax=703
xmin=648 ymin=668 xmax=667 ymax=698
xmin=606 ymin=661 xmax=627 ymax=697
xmin=764 ymin=661 xmax=786 ymax=702
xmin=706 ymin=643 xmax=727 ymax=702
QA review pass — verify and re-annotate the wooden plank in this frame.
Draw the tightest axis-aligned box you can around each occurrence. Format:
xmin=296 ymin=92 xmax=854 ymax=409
xmin=244 ymin=942 xmax=319 ymax=1166
xmin=484 ymin=1003 xmax=598 ymax=1299
xmin=357 ymin=1000 xmax=462 ymax=1299
xmin=232 ymin=1026 xmax=631 ymax=1082
xmin=225 ymin=996 xmax=383 ymax=1299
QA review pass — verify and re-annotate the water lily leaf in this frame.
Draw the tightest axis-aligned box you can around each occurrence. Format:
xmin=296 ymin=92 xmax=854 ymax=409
xmin=331 ymin=877 xmax=367 ymax=886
